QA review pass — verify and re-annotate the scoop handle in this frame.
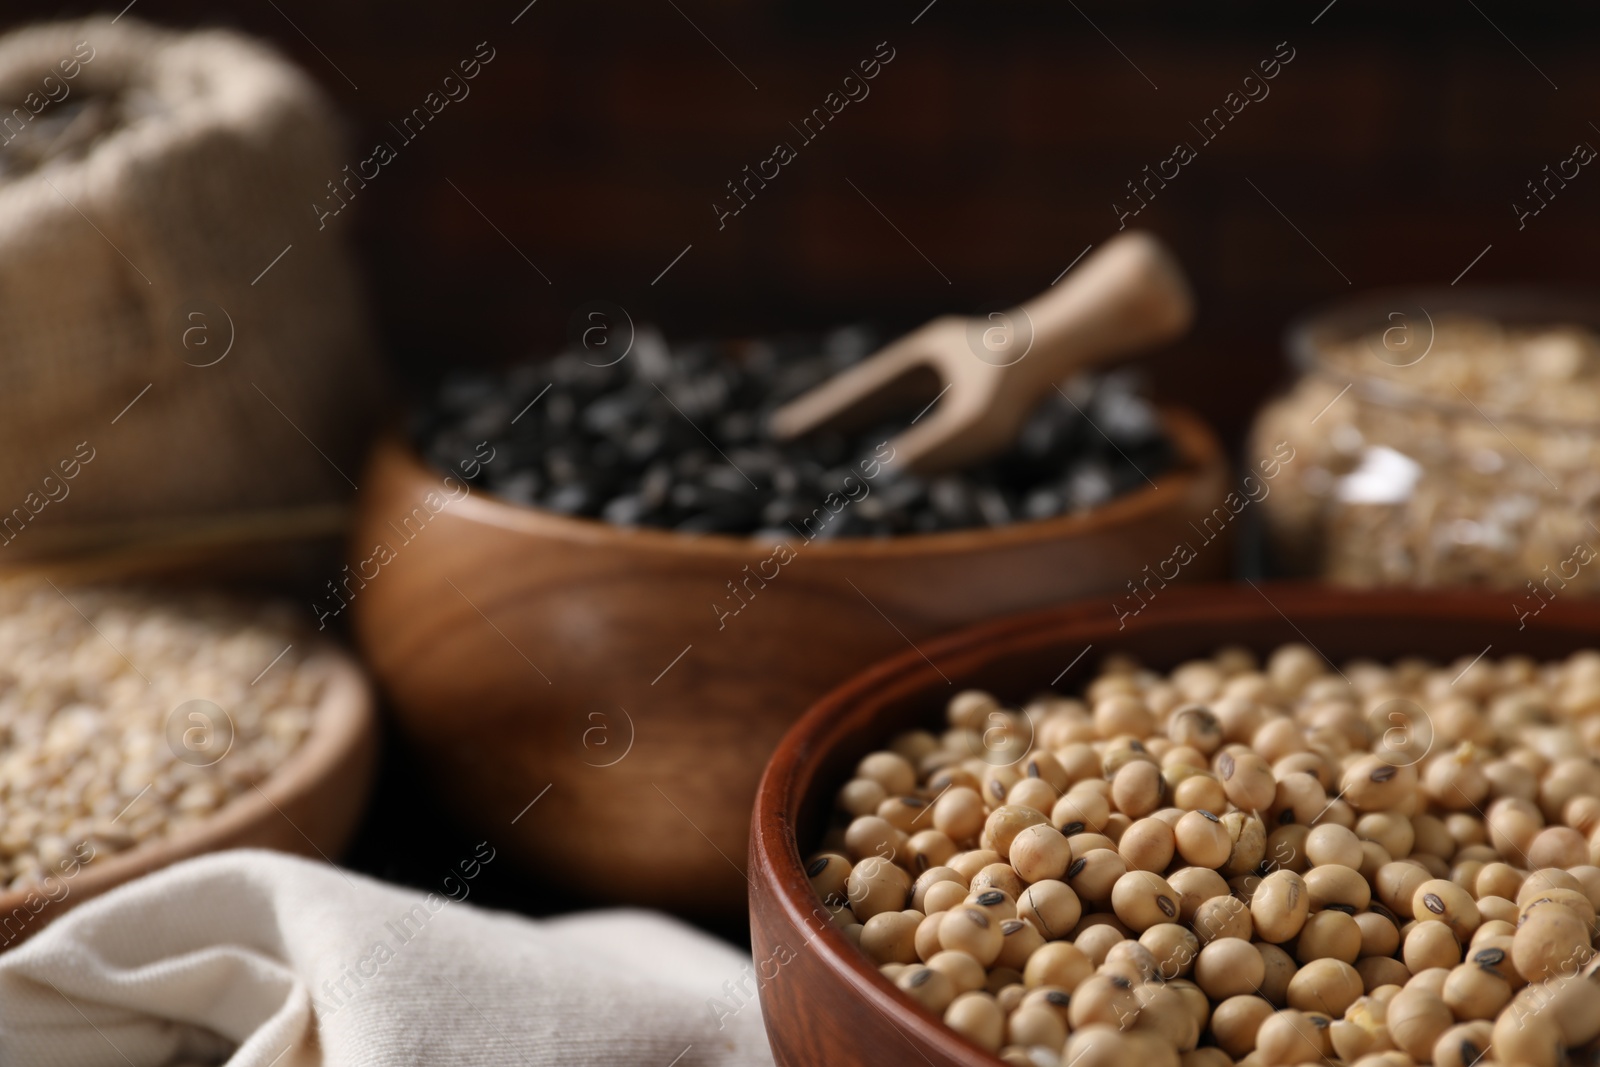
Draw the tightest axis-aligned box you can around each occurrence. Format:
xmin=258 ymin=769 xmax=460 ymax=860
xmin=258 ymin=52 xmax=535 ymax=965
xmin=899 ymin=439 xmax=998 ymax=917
xmin=998 ymin=231 xmax=1195 ymax=398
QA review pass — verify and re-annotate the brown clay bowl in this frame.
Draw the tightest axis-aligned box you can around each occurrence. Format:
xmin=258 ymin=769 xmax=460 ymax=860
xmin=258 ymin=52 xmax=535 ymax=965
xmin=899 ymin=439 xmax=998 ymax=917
xmin=749 ymin=583 xmax=1600 ymax=1066
xmin=0 ymin=651 xmax=376 ymax=949
xmin=350 ymin=407 xmax=1229 ymax=916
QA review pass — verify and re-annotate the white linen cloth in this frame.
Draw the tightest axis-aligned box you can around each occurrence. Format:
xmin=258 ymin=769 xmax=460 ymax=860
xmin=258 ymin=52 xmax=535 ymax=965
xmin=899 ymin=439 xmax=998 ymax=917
xmin=0 ymin=850 xmax=774 ymax=1066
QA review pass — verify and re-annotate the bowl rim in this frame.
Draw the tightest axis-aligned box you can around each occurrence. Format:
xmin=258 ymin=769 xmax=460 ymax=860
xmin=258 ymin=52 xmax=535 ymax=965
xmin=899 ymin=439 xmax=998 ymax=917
xmin=0 ymin=647 xmax=374 ymax=936
xmin=381 ymin=406 xmax=1225 ymax=560
xmin=748 ymin=581 xmax=1600 ymax=1066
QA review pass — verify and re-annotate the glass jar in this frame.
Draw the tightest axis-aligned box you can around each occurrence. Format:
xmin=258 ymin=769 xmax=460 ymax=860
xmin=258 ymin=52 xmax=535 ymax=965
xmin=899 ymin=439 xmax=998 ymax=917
xmin=1252 ymin=288 xmax=1600 ymax=608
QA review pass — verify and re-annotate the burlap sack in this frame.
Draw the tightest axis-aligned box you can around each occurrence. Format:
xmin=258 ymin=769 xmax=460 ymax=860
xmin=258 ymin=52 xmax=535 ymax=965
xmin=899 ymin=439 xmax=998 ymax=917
xmin=0 ymin=17 xmax=381 ymax=559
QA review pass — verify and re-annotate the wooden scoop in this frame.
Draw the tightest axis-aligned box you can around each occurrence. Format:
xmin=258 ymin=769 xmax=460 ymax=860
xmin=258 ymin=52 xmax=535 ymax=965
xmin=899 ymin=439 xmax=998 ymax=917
xmin=768 ymin=230 xmax=1195 ymax=475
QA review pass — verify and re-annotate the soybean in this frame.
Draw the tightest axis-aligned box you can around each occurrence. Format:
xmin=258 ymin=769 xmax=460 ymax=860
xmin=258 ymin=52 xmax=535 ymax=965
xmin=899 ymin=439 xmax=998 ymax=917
xmin=814 ymin=646 xmax=1600 ymax=1065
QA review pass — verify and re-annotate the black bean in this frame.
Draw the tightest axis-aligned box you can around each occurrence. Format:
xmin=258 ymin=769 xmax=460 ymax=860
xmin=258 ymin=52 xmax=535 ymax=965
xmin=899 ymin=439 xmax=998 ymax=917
xmin=601 ymin=496 xmax=644 ymax=526
xmin=418 ymin=326 xmax=1175 ymax=538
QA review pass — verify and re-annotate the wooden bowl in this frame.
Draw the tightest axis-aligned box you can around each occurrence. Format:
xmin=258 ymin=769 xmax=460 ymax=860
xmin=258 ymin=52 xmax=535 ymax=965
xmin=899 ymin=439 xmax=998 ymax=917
xmin=350 ymin=407 xmax=1229 ymax=916
xmin=748 ymin=582 xmax=1600 ymax=1065
xmin=0 ymin=651 xmax=376 ymax=949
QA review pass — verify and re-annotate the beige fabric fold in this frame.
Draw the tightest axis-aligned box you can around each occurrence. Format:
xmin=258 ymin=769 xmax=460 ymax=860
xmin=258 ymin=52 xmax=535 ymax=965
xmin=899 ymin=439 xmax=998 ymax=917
xmin=0 ymin=850 xmax=773 ymax=1067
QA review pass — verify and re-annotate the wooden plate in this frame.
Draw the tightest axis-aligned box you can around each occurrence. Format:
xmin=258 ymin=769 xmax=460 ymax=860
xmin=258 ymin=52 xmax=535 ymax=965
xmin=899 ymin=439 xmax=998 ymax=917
xmin=0 ymin=651 xmax=376 ymax=950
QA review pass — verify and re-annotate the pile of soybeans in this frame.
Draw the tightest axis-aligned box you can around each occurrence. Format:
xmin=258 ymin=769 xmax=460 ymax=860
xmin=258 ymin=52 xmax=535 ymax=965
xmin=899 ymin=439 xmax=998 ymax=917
xmin=808 ymin=644 xmax=1600 ymax=1067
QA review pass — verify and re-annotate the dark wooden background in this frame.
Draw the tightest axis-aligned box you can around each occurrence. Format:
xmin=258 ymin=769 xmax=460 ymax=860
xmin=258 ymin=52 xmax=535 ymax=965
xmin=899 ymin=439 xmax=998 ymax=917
xmin=10 ymin=0 xmax=1600 ymax=928
xmin=16 ymin=0 xmax=1600 ymax=454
